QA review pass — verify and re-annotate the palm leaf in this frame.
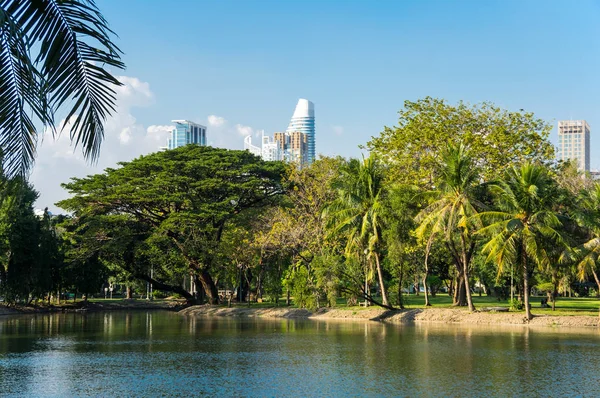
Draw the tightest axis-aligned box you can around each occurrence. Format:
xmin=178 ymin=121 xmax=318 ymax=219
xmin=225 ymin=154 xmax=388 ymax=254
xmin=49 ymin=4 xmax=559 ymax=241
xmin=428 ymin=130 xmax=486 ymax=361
xmin=5 ymin=0 xmax=124 ymax=166
xmin=0 ymin=6 xmax=51 ymax=176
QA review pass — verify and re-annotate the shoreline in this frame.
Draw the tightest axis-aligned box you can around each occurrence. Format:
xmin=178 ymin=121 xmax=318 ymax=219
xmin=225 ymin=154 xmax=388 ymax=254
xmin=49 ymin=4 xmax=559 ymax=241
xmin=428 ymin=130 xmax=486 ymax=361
xmin=0 ymin=300 xmax=185 ymax=317
xmin=179 ymin=306 xmax=600 ymax=328
xmin=3 ymin=302 xmax=598 ymax=329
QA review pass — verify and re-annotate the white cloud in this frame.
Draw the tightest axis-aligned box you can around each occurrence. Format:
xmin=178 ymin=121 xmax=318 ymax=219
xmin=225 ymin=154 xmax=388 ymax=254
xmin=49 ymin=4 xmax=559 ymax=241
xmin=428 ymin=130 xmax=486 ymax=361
xmin=235 ymin=124 xmax=253 ymax=136
xmin=31 ymin=75 xmax=166 ymax=213
xmin=30 ymin=74 xmax=262 ymax=213
xmin=333 ymin=125 xmax=344 ymax=136
xmin=208 ymin=115 xmax=226 ymax=127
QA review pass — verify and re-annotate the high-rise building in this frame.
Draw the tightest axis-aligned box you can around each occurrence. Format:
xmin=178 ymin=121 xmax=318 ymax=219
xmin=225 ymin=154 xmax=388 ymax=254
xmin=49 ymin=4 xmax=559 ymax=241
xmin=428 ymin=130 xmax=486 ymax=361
xmin=167 ymin=120 xmax=207 ymax=149
xmin=286 ymin=99 xmax=315 ymax=164
xmin=244 ymin=131 xmax=283 ymax=162
xmin=287 ymin=131 xmax=308 ymax=165
xmin=244 ymin=130 xmax=308 ymax=167
xmin=557 ymin=120 xmax=590 ymax=172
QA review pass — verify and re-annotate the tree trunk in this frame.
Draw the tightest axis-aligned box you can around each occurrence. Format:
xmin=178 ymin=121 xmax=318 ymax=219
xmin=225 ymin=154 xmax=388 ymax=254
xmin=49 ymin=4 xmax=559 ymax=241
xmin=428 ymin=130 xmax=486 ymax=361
xmin=373 ymin=253 xmax=389 ymax=306
xmin=522 ymin=246 xmax=532 ymax=320
xmin=591 ymin=268 xmax=600 ymax=298
xmin=590 ymin=268 xmax=600 ymax=321
xmin=135 ymin=273 xmax=195 ymax=303
xmin=199 ymin=270 xmax=219 ymax=305
xmin=126 ymin=286 xmax=132 ymax=299
xmin=364 ymin=264 xmax=370 ymax=307
xmin=453 ymin=272 xmax=466 ymax=306
xmin=414 ymin=274 xmax=420 ymax=296
xmin=460 ymin=233 xmax=475 ymax=312
xmin=397 ymin=262 xmax=404 ymax=309
xmin=423 ymin=236 xmax=433 ymax=307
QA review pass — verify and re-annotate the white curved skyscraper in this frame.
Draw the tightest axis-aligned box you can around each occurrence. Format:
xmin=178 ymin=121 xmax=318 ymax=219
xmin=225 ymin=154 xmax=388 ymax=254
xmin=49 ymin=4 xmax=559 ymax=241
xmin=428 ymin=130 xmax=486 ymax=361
xmin=286 ymin=99 xmax=315 ymax=164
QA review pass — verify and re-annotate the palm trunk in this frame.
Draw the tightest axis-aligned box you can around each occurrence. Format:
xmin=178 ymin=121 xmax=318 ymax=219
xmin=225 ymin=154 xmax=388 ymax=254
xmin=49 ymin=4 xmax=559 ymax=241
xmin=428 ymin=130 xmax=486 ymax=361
xmin=423 ymin=236 xmax=433 ymax=307
xmin=590 ymin=268 xmax=600 ymax=321
xmin=460 ymin=233 xmax=475 ymax=312
xmin=374 ymin=253 xmax=389 ymax=306
xmin=522 ymin=244 xmax=531 ymax=320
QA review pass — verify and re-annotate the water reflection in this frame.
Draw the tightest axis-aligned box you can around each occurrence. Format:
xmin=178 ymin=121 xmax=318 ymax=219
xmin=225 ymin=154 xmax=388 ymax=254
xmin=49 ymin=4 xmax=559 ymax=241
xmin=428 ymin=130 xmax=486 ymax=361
xmin=1 ymin=312 xmax=600 ymax=396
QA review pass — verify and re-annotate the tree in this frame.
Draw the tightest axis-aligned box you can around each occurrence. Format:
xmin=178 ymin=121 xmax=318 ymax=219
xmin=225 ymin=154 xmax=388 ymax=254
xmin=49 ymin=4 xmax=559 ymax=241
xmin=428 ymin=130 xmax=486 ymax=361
xmin=325 ymin=155 xmax=391 ymax=308
xmin=257 ymin=157 xmax=342 ymax=307
xmin=415 ymin=143 xmax=482 ymax=311
xmin=573 ymin=183 xmax=600 ymax=298
xmin=0 ymin=0 xmax=124 ymax=176
xmin=0 ymin=178 xmax=41 ymax=303
xmin=381 ymin=184 xmax=421 ymax=309
xmin=478 ymin=164 xmax=565 ymax=320
xmin=58 ymin=146 xmax=285 ymax=304
xmin=367 ymin=97 xmax=554 ymax=187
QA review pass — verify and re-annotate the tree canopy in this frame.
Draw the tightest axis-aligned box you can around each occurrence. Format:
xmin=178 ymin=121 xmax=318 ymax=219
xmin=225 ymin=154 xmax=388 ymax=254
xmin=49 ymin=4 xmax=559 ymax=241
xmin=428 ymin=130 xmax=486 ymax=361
xmin=58 ymin=145 xmax=286 ymax=304
xmin=367 ymin=97 xmax=555 ymax=186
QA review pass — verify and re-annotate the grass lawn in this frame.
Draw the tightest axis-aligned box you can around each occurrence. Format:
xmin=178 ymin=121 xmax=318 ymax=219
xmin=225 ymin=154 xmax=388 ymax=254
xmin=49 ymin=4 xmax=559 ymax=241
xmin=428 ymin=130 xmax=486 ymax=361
xmin=79 ymin=294 xmax=600 ymax=317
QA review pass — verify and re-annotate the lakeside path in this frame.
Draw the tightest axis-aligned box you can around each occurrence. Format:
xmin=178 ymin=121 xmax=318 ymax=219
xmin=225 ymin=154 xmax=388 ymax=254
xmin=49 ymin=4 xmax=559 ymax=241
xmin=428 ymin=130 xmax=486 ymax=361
xmin=180 ymin=306 xmax=600 ymax=328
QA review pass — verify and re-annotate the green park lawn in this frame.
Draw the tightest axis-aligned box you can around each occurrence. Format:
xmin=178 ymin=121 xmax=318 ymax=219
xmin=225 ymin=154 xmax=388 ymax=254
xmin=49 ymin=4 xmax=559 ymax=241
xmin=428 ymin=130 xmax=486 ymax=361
xmin=79 ymin=293 xmax=600 ymax=317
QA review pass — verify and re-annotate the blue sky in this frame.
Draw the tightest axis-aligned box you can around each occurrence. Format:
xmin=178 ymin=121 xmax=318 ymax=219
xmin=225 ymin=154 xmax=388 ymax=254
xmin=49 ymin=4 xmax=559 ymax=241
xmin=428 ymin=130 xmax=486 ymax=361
xmin=33 ymin=0 xmax=600 ymax=210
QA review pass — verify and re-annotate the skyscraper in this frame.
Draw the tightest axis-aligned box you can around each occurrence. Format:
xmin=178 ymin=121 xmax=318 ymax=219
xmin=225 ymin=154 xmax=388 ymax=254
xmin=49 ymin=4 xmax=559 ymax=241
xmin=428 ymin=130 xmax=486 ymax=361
xmin=557 ymin=120 xmax=590 ymax=172
xmin=167 ymin=120 xmax=207 ymax=149
xmin=244 ymin=131 xmax=283 ymax=162
xmin=286 ymin=99 xmax=315 ymax=164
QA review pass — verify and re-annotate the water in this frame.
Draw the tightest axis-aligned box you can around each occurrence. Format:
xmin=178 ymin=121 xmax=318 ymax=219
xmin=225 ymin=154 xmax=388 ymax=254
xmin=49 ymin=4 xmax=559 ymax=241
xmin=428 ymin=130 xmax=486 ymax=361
xmin=1 ymin=311 xmax=599 ymax=397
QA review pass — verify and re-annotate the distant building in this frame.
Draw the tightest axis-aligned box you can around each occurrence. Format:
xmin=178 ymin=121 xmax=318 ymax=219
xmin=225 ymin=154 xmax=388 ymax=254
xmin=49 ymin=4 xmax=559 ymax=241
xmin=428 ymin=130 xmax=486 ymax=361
xmin=558 ymin=120 xmax=590 ymax=172
xmin=244 ymin=131 xmax=283 ymax=162
xmin=244 ymin=130 xmax=308 ymax=167
xmin=167 ymin=120 xmax=207 ymax=149
xmin=286 ymin=99 xmax=315 ymax=164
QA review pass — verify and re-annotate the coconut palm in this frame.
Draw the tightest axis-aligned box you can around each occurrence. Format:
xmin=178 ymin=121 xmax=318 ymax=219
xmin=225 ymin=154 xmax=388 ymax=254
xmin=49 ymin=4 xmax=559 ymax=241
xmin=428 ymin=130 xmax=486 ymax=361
xmin=573 ymin=183 xmax=600 ymax=296
xmin=415 ymin=142 xmax=482 ymax=311
xmin=478 ymin=164 xmax=564 ymax=320
xmin=325 ymin=155 xmax=390 ymax=307
xmin=0 ymin=0 xmax=124 ymax=176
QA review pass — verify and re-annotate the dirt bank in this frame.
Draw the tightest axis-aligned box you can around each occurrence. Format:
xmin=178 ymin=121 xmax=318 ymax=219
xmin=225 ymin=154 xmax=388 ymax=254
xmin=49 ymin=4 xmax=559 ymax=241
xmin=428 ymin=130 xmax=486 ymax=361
xmin=179 ymin=306 xmax=600 ymax=328
xmin=0 ymin=300 xmax=184 ymax=317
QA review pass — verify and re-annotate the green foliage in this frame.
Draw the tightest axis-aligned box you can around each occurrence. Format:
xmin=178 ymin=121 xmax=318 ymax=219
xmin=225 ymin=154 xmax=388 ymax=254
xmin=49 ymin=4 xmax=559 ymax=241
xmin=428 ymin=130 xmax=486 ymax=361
xmin=57 ymin=146 xmax=285 ymax=303
xmin=367 ymin=97 xmax=554 ymax=186
xmin=285 ymin=265 xmax=317 ymax=310
xmin=509 ymin=298 xmax=524 ymax=311
xmin=0 ymin=0 xmax=124 ymax=176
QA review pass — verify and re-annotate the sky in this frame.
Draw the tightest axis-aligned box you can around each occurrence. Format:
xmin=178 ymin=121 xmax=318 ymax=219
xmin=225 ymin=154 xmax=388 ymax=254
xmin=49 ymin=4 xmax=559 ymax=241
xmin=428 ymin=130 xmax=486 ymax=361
xmin=32 ymin=0 xmax=600 ymax=213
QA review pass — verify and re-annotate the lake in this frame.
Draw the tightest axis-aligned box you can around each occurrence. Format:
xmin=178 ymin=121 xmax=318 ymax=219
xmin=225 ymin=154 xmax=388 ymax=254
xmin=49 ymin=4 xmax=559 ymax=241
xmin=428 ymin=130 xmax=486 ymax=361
xmin=1 ymin=311 xmax=599 ymax=397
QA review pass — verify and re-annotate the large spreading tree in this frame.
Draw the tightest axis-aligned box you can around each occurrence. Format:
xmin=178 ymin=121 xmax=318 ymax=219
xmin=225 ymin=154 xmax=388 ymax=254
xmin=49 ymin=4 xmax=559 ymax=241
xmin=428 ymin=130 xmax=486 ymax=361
xmin=58 ymin=145 xmax=286 ymax=304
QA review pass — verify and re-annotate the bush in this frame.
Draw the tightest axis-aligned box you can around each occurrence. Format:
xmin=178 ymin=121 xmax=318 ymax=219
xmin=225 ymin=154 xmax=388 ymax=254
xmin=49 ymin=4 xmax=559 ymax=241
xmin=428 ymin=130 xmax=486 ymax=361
xmin=509 ymin=298 xmax=523 ymax=311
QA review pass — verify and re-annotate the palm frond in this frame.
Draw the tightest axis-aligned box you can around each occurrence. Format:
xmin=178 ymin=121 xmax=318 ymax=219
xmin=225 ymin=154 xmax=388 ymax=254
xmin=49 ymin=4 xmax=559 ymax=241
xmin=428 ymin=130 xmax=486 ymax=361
xmin=5 ymin=0 xmax=124 ymax=165
xmin=0 ymin=7 xmax=50 ymax=176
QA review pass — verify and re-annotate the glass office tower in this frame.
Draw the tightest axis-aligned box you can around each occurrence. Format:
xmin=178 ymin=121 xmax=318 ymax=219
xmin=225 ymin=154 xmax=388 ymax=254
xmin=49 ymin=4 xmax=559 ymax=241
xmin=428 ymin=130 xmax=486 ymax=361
xmin=557 ymin=120 xmax=590 ymax=172
xmin=167 ymin=120 xmax=207 ymax=149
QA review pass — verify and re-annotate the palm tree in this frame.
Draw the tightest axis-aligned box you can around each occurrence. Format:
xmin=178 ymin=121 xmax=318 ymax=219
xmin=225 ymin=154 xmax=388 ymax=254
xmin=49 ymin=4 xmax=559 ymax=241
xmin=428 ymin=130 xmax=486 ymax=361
xmin=478 ymin=164 xmax=564 ymax=320
xmin=0 ymin=0 xmax=123 ymax=176
xmin=415 ymin=142 xmax=482 ymax=311
xmin=573 ymin=183 xmax=600 ymax=297
xmin=325 ymin=155 xmax=390 ymax=307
